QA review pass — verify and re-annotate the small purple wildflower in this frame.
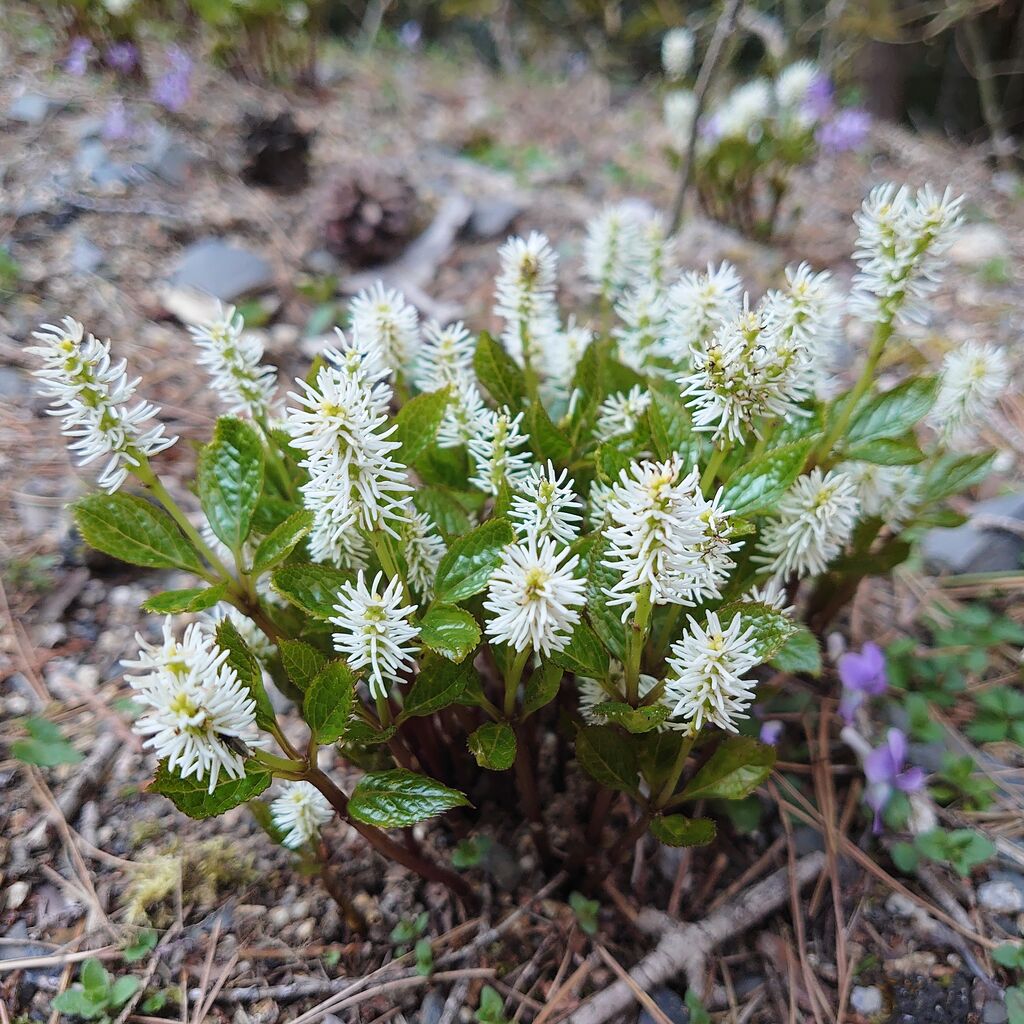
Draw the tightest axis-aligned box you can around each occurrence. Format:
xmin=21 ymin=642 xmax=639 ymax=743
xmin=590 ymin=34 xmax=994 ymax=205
xmin=151 ymin=45 xmax=193 ymax=113
xmin=837 ymin=641 xmax=887 ymax=724
xmin=818 ymin=108 xmax=871 ymax=154
xmin=105 ymin=41 xmax=139 ymax=76
xmin=760 ymin=720 xmax=784 ymax=745
xmin=803 ymin=74 xmax=834 ymax=121
xmin=65 ymin=37 xmax=93 ymax=77
xmin=398 ymin=21 xmax=422 ymax=50
xmin=863 ymin=728 xmax=925 ymax=833
xmin=102 ymin=98 xmax=131 ymax=141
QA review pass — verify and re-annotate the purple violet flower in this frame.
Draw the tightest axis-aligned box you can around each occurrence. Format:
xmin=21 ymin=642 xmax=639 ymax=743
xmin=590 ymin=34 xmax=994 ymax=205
xmin=837 ymin=641 xmax=887 ymax=724
xmin=818 ymin=108 xmax=871 ymax=154
xmin=102 ymin=98 xmax=131 ymax=141
xmin=803 ymin=74 xmax=834 ymax=120
xmin=105 ymin=41 xmax=139 ymax=76
xmin=65 ymin=37 xmax=93 ymax=77
xmin=151 ymin=45 xmax=193 ymax=113
xmin=398 ymin=21 xmax=422 ymax=50
xmin=760 ymin=720 xmax=784 ymax=745
xmin=863 ymin=728 xmax=925 ymax=833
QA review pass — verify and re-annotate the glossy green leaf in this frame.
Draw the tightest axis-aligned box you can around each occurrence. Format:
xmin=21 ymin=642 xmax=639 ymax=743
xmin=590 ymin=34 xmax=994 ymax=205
xmin=348 ymin=769 xmax=471 ymax=827
xmin=279 ymin=638 xmax=327 ymax=692
xmin=522 ymin=662 xmax=563 ymax=717
xmin=468 ymin=722 xmax=517 ymax=770
xmin=846 ymin=375 xmax=939 ymax=445
xmin=650 ymin=814 xmax=717 ymax=847
xmin=525 ymin=401 xmax=571 ymax=462
xmin=716 ymin=601 xmax=799 ymax=663
xmin=271 ymin=563 xmax=353 ymax=618
xmin=150 ymin=761 xmax=272 ymax=819
xmin=216 ymin=618 xmax=276 ymax=730
xmin=303 ymin=660 xmax=356 ymax=744
xmin=585 ymin=539 xmax=626 ymax=661
xmin=919 ymin=450 xmax=997 ymax=504
xmin=679 ymin=736 xmax=775 ymax=802
xmin=576 ymin=724 xmax=638 ymax=794
xmin=721 ymin=441 xmax=812 ymax=516
xmin=552 ymin=620 xmax=610 ymax=680
xmin=251 ymin=509 xmax=313 ymax=574
xmin=73 ymin=493 xmax=203 ymax=573
xmin=844 ymin=436 xmax=925 ymax=465
xmin=419 ymin=605 xmax=481 ymax=663
xmin=433 ymin=518 xmax=513 ymax=604
xmin=594 ymin=701 xmax=669 ymax=734
xmin=769 ymin=625 xmax=822 ymax=676
xmin=394 ymin=387 xmax=451 ymax=464
xmin=142 ymin=582 xmax=230 ymax=615
xmin=648 ymin=389 xmax=700 ymax=464
xmin=412 ymin=488 xmax=475 ymax=539
xmin=474 ymin=331 xmax=525 ymax=409
xmin=198 ymin=416 xmax=265 ymax=551
xmin=403 ymin=657 xmax=473 ymax=717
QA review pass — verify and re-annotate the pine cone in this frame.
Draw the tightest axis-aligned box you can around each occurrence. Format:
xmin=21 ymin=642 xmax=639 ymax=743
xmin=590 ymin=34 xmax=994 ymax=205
xmin=241 ymin=111 xmax=312 ymax=191
xmin=321 ymin=171 xmax=420 ymax=267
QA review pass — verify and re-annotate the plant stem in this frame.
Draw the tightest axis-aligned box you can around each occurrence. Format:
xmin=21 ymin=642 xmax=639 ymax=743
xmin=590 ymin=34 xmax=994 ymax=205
xmin=503 ymin=646 xmax=531 ymax=720
xmin=370 ymin=531 xmax=411 ymax=604
xmin=254 ymin=749 xmax=306 ymax=773
xmin=700 ymin=444 xmax=728 ymax=493
xmin=624 ymin=586 xmax=653 ymax=706
xmin=305 ymin=767 xmax=476 ymax=907
xmin=653 ymin=733 xmax=695 ymax=809
xmin=255 ymin=414 xmax=299 ymax=503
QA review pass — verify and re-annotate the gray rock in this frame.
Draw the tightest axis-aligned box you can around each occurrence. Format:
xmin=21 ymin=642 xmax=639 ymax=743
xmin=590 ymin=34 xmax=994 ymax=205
xmin=978 ymin=880 xmax=1024 ymax=913
xmin=851 ymin=986 xmax=883 ymax=1015
xmin=922 ymin=491 xmax=1024 ymax=575
xmin=145 ymin=130 xmax=198 ymax=185
xmin=0 ymin=366 xmax=25 ymax=400
xmin=465 ymin=196 xmax=522 ymax=240
xmin=71 ymin=235 xmax=104 ymax=274
xmin=417 ymin=992 xmax=444 ymax=1024
xmin=8 ymin=93 xmax=52 ymax=125
xmin=983 ymin=999 xmax=1009 ymax=1024
xmin=638 ymin=988 xmax=688 ymax=1024
xmin=170 ymin=238 xmax=275 ymax=301
xmin=76 ymin=139 xmax=109 ymax=178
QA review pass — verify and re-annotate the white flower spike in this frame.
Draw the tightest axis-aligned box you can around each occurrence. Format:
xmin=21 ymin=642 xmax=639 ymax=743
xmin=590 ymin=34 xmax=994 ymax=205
xmin=271 ymin=781 xmax=334 ymax=849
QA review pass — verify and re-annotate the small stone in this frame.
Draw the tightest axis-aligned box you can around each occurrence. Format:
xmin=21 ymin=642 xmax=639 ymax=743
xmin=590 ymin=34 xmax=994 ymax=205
xmin=850 ymin=986 xmax=883 ymax=1015
xmin=465 ymin=197 xmax=522 ymax=240
xmin=979 ymin=880 xmax=1024 ymax=913
xmin=0 ymin=366 xmax=26 ymax=400
xmin=145 ymin=130 xmax=198 ymax=185
xmin=268 ymin=906 xmax=291 ymax=930
xmin=923 ymin=491 xmax=1024 ymax=575
xmin=294 ymin=918 xmax=315 ymax=941
xmin=71 ymin=235 xmax=104 ymax=274
xmin=8 ymin=93 xmax=52 ymax=125
xmin=638 ymin=987 xmax=689 ymax=1024
xmin=76 ymin=140 xmax=109 ymax=178
xmin=983 ymin=999 xmax=1009 ymax=1024
xmin=949 ymin=223 xmax=1009 ymax=268
xmin=6 ymin=881 xmax=30 ymax=910
xmin=171 ymin=238 xmax=275 ymax=301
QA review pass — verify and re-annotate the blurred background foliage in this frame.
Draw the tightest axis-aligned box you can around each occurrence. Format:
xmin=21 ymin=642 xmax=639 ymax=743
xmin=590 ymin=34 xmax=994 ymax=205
xmin=40 ymin=0 xmax=1024 ymax=150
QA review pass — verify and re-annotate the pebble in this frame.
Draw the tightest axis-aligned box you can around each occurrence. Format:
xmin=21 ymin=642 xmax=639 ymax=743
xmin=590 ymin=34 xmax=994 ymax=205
xmin=638 ymin=987 xmax=689 ymax=1024
xmin=983 ymin=1000 xmax=1009 ymax=1024
xmin=850 ymin=986 xmax=883 ymax=1015
xmin=170 ymin=238 xmax=275 ymax=301
xmin=923 ymin=491 xmax=1024 ymax=575
xmin=268 ymin=906 xmax=291 ymax=930
xmin=8 ymin=93 xmax=52 ymax=124
xmin=979 ymin=880 xmax=1024 ymax=914
xmin=6 ymin=881 xmax=30 ymax=910
xmin=465 ymin=196 xmax=522 ymax=240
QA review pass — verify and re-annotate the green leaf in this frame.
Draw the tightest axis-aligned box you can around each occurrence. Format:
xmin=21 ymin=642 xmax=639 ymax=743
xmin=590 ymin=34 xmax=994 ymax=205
xmin=394 ymin=387 xmax=451 ymax=464
xmin=251 ymin=509 xmax=313 ymax=574
xmin=919 ymin=450 xmax=997 ymax=504
xmin=596 ymin=442 xmax=630 ymax=484
xmin=474 ymin=331 xmax=525 ymax=409
xmin=81 ymin=958 xmax=109 ymax=995
xmin=594 ymin=701 xmax=669 ymax=734
xmin=844 ymin=436 xmax=925 ymax=465
xmin=576 ymin=725 xmax=638 ymax=794
xmin=279 ymin=639 xmax=327 ymax=692
xmin=73 ymin=493 xmax=203 ymax=573
xmin=142 ymin=581 xmax=230 ymax=614
xmin=150 ymin=761 xmax=272 ymax=819
xmin=525 ymin=401 xmax=571 ymax=462
xmin=650 ymin=815 xmax=717 ymax=847
xmin=568 ymin=890 xmax=600 ymax=935
xmin=109 ymin=975 xmax=140 ymax=1008
xmin=11 ymin=717 xmax=83 ymax=767
xmin=717 ymin=601 xmax=799 ymax=663
xmin=122 ymin=928 xmax=158 ymax=962
xmin=721 ymin=441 xmax=812 ymax=516
xmin=348 ymin=769 xmax=471 ymax=828
xmin=198 ymin=416 xmax=265 ymax=551
xmin=413 ymin=488 xmax=475 ymax=539
xmin=993 ymin=943 xmax=1024 ymax=970
xmin=402 ymin=657 xmax=474 ymax=717
xmin=1007 ymin=986 xmax=1024 ymax=1024
xmin=51 ymin=989 xmax=107 ymax=1019
xmin=846 ymin=375 xmax=939 ymax=445
xmin=552 ymin=620 xmax=610 ymax=680
xmin=769 ymin=626 xmax=822 ymax=676
xmin=679 ymin=737 xmax=775 ymax=802
xmin=476 ymin=984 xmax=510 ymax=1024
xmin=303 ymin=660 xmax=356 ymax=744
xmin=433 ymin=518 xmax=513 ymax=604
xmin=890 ymin=840 xmax=919 ymax=874
xmin=585 ymin=539 xmax=626 ymax=661
xmin=419 ymin=605 xmax=481 ymax=663
xmin=522 ymin=662 xmax=563 ymax=717
xmin=648 ymin=390 xmax=700 ymax=464
xmin=271 ymin=563 xmax=353 ymax=618
xmin=468 ymin=722 xmax=517 ymax=770
xmin=216 ymin=618 xmax=276 ymax=730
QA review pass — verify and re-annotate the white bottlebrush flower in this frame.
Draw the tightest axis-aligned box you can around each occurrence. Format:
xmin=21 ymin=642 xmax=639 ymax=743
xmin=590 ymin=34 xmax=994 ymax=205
xmin=666 ymin=262 xmax=744 ymax=361
xmin=664 ymin=90 xmax=698 ymax=153
xmin=348 ymin=282 xmax=420 ymax=373
xmin=271 ymin=781 xmax=334 ymax=849
xmin=331 ymin=571 xmax=420 ymax=698
xmin=123 ymin=619 xmax=263 ymax=793
xmin=509 ymin=460 xmax=583 ymax=545
xmin=326 ymin=328 xmax=392 ymax=410
xmin=188 ymin=305 xmax=278 ymax=419
xmin=929 ymin=342 xmax=1008 ymax=446
xmin=29 ymin=317 xmax=177 ymax=492
xmin=483 ymin=537 xmax=586 ymax=656
xmin=632 ymin=212 xmax=677 ymax=288
xmin=849 ymin=184 xmax=963 ymax=327
xmin=413 ymin=320 xmax=475 ymax=392
xmin=582 ymin=204 xmax=642 ymax=303
xmin=401 ymin=511 xmax=447 ymax=598
xmin=539 ymin=315 xmax=594 ymax=405
xmin=595 ymin=386 xmax=653 ymax=442
xmin=578 ymin=671 xmax=685 ymax=731
xmin=661 ymin=27 xmax=695 ymax=80
xmin=664 ymin=611 xmax=761 ymax=732
xmin=775 ymin=60 xmax=820 ymax=110
xmin=746 ymin=579 xmax=795 ymax=616
xmin=614 ymin=285 xmax=671 ymax=375
xmin=674 ymin=484 xmax=744 ymax=606
xmin=494 ymin=232 xmax=560 ymax=370
xmin=588 ymin=479 xmax=615 ymax=529
xmin=842 ymin=461 xmax=920 ymax=527
xmin=207 ymin=605 xmax=277 ymax=662
xmin=468 ymin=407 xmax=534 ymax=495
xmin=756 ymin=468 xmax=860 ymax=581
xmin=437 ymin=374 xmax=489 ymax=449
xmin=601 ymin=457 xmax=706 ymax=618
xmin=716 ymin=79 xmax=773 ymax=139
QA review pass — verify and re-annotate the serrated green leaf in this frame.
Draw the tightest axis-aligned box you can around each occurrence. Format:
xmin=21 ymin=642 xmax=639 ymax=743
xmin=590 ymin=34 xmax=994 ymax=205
xmin=846 ymin=375 xmax=939 ymax=445
xmin=271 ymin=563 xmax=353 ymax=618
xmin=216 ymin=618 xmax=276 ymax=730
xmin=648 ymin=390 xmax=700 ymax=464
xmin=552 ymin=620 xmax=610 ymax=680
xmin=596 ymin=442 xmax=630 ymax=484
xmin=769 ymin=625 xmax=822 ymax=676
xmin=150 ymin=761 xmax=272 ymax=819
xmin=679 ymin=737 xmax=775 ymax=802
xmin=575 ymin=724 xmax=638 ymax=794
xmin=716 ymin=601 xmax=799 ymax=663
xmin=419 ymin=605 xmax=481 ymax=663
xmin=586 ymin=539 xmax=626 ymax=661
xmin=303 ymin=660 xmax=355 ymax=744
xmin=525 ymin=401 xmax=571 ymax=462
xmin=721 ymin=441 xmax=812 ymax=516
xmin=412 ymin=488 xmax=475 ymax=539
xmin=142 ymin=582 xmax=230 ymax=614
xmin=594 ymin=701 xmax=669 ymax=734
xmin=198 ymin=417 xmax=265 ymax=551
xmin=348 ymin=769 xmax=471 ymax=827
xmin=919 ymin=450 xmax=997 ymax=504
xmin=844 ymin=436 xmax=925 ymax=465
xmin=73 ymin=493 xmax=204 ymax=573
xmin=279 ymin=639 xmax=326 ymax=692
xmin=474 ymin=331 xmax=525 ymax=409
xmin=468 ymin=722 xmax=517 ymax=770
xmin=522 ymin=662 xmax=563 ymax=717
xmin=650 ymin=814 xmax=716 ymax=847
xmin=251 ymin=509 xmax=313 ymax=574
xmin=433 ymin=518 xmax=513 ymax=604
xmin=402 ymin=657 xmax=473 ymax=717
xmin=395 ymin=387 xmax=451 ymax=464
